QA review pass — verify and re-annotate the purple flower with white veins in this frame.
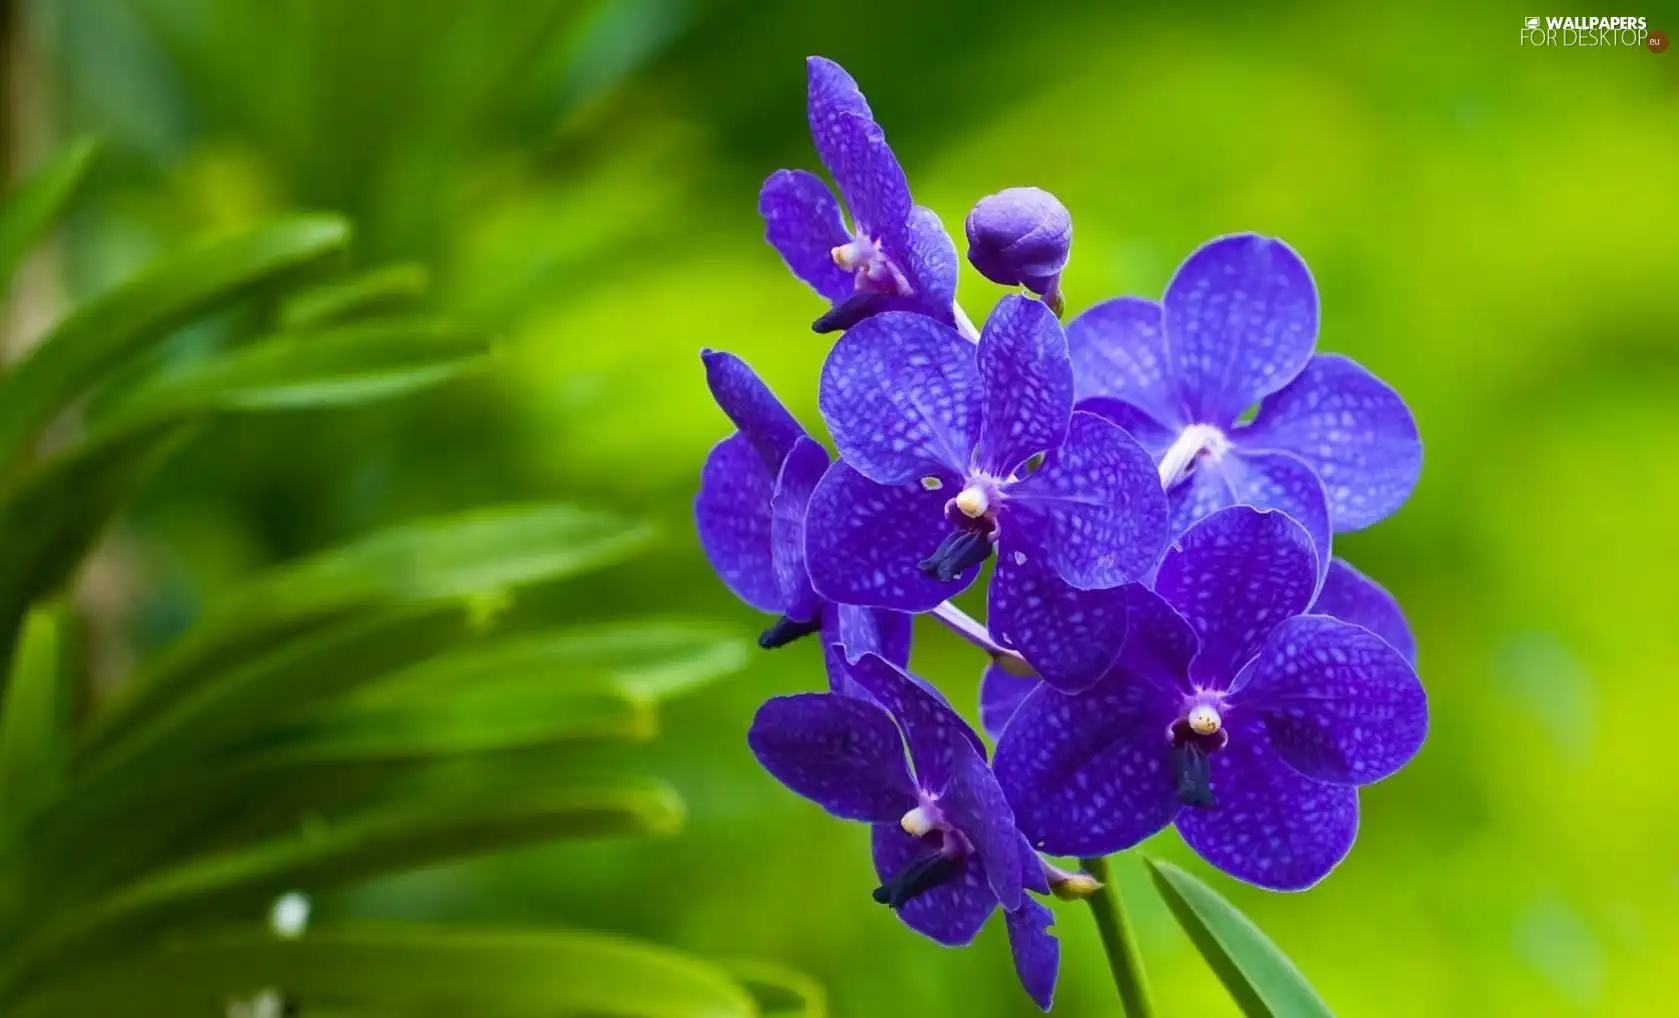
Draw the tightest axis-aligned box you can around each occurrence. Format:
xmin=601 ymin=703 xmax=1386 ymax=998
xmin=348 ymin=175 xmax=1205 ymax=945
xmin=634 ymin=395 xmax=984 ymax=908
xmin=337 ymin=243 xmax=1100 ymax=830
xmin=804 ymin=296 xmax=1167 ymax=687
xmin=993 ymin=506 xmax=1427 ymax=891
xmin=759 ymin=57 xmax=959 ymax=334
xmin=694 ymin=349 xmax=910 ymax=682
xmin=1068 ymin=233 xmax=1422 ymax=585
xmin=747 ymin=652 xmax=1061 ymax=1009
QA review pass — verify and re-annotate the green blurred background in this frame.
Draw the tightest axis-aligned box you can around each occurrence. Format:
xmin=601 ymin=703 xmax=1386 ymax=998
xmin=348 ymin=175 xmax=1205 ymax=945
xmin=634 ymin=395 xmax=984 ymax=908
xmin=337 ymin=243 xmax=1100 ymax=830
xmin=7 ymin=0 xmax=1678 ymax=1014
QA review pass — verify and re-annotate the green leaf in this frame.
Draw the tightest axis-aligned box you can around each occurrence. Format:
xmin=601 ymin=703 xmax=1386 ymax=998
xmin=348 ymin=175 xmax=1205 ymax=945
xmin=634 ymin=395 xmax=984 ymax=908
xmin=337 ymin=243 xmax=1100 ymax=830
xmin=248 ymin=680 xmax=655 ymax=763
xmin=277 ymin=262 xmax=431 ymax=328
xmin=0 ymin=138 xmax=98 ymax=295
xmin=717 ymin=958 xmax=828 ymax=1018
xmin=0 ymin=420 xmax=195 ymax=686
xmin=1 ymin=778 xmax=684 ymax=998
xmin=0 ymin=605 xmax=74 ymax=826
xmin=0 ymin=214 xmax=350 ymax=475
xmin=79 ymin=503 xmax=654 ymax=760
xmin=100 ymin=317 xmax=492 ymax=422
xmin=363 ymin=620 xmax=749 ymax=704
xmin=1143 ymin=857 xmax=1337 ymax=1018
xmin=14 ymin=924 xmax=757 ymax=1018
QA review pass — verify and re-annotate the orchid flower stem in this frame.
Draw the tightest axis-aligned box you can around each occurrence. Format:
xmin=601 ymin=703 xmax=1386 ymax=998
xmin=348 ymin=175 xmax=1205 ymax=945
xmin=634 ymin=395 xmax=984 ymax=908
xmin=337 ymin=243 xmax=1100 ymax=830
xmin=952 ymin=300 xmax=981 ymax=343
xmin=1079 ymin=855 xmax=1156 ymax=1018
xmin=928 ymin=601 xmax=1033 ymax=675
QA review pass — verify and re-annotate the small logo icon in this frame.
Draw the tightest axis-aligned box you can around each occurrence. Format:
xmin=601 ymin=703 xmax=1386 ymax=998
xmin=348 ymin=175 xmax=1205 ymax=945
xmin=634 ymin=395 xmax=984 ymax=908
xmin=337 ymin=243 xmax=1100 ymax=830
xmin=1650 ymin=29 xmax=1669 ymax=52
xmin=1525 ymin=16 xmax=1542 ymax=29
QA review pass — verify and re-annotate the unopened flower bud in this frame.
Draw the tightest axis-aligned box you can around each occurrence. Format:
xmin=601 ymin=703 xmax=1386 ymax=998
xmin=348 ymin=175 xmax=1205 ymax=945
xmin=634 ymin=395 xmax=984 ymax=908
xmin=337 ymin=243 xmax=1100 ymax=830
xmin=965 ymin=187 xmax=1072 ymax=315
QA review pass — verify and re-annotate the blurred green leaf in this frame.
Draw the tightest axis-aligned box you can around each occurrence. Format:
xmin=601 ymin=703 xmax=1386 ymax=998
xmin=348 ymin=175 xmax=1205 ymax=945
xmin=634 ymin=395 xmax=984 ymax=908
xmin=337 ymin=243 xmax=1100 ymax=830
xmin=1144 ymin=857 xmax=1337 ymax=1018
xmin=14 ymin=923 xmax=757 ymax=1018
xmin=0 ymin=138 xmax=98 ymax=295
xmin=365 ymin=620 xmax=749 ymax=703
xmin=0 ymin=606 xmax=74 ymax=827
xmin=0 ymin=420 xmax=194 ymax=684
xmin=250 ymin=680 xmax=654 ymax=763
xmin=718 ymin=957 xmax=828 ymax=1018
xmin=3 ymin=776 xmax=684 ymax=999
xmin=278 ymin=262 xmax=431 ymax=328
xmin=0 ymin=214 xmax=349 ymax=475
xmin=81 ymin=503 xmax=654 ymax=759
xmin=101 ymin=317 xmax=492 ymax=422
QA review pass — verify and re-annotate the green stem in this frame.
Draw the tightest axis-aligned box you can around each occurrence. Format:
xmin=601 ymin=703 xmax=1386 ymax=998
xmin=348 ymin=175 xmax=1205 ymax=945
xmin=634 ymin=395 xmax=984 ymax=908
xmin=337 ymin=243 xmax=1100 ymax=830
xmin=1080 ymin=855 xmax=1155 ymax=1018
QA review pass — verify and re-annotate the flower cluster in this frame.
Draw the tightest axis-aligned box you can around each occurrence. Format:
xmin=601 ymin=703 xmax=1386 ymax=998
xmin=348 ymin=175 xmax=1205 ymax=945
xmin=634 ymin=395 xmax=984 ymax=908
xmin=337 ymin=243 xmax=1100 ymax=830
xmin=696 ymin=57 xmax=1425 ymax=1011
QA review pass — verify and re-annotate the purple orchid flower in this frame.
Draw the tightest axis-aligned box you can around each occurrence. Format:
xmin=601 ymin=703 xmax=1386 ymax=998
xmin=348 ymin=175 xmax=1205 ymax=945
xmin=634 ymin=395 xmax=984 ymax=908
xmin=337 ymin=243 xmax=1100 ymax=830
xmin=977 ymin=554 xmax=1418 ymax=740
xmin=966 ymin=187 xmax=1072 ymax=316
xmin=747 ymin=652 xmax=1061 ymax=1009
xmin=694 ymin=349 xmax=911 ymax=685
xmin=759 ymin=57 xmax=960 ymax=334
xmin=1067 ymin=233 xmax=1422 ymax=584
xmin=804 ymin=295 xmax=1168 ymax=688
xmin=993 ymin=506 xmax=1427 ymax=891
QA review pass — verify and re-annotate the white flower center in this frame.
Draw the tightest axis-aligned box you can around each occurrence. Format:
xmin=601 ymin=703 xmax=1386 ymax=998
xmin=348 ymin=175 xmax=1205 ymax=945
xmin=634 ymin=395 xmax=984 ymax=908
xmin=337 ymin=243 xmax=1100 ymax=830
xmin=1186 ymin=704 xmax=1222 ymax=736
xmin=954 ymin=483 xmax=991 ymax=518
xmin=1158 ymin=423 xmax=1232 ymax=489
xmin=900 ymin=804 xmax=939 ymax=837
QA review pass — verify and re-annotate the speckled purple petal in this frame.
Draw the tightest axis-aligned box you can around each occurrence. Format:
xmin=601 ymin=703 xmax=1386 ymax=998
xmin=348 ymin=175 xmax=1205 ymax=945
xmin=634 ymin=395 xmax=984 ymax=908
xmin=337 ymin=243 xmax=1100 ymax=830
xmin=1005 ymin=897 xmax=1060 ymax=1012
xmin=872 ymin=824 xmax=997 ymax=946
xmin=806 ymin=57 xmax=874 ymax=178
xmin=824 ymin=113 xmax=911 ymax=238
xmin=889 ymin=205 xmax=959 ymax=327
xmin=976 ymin=295 xmax=1073 ymax=477
xmin=1162 ymin=234 xmax=1318 ymax=426
xmin=847 ymin=652 xmax=985 ymax=794
xmin=695 ymin=434 xmax=780 ymax=613
xmin=989 ymin=536 xmax=1127 ymax=693
xmin=822 ymin=603 xmax=914 ymax=699
xmin=770 ymin=437 xmax=829 ymax=623
xmin=1115 ymin=584 xmax=1198 ymax=696
xmin=993 ymin=675 xmax=1181 ymax=857
xmin=757 ymin=170 xmax=855 ymax=305
xmin=1007 ymin=411 xmax=1168 ymax=588
xmin=1313 ymin=558 xmax=1415 ymax=663
xmin=1242 ymin=353 xmax=1422 ymax=532
xmin=941 ymin=739 xmax=1025 ymax=909
xmin=1175 ymin=718 xmax=1358 ymax=891
xmin=1235 ymin=614 xmax=1427 ymax=786
xmin=1017 ymin=831 xmax=1050 ymax=895
xmin=1167 ymin=449 xmax=1332 ymax=589
xmin=1066 ymin=297 xmax=1188 ymax=430
xmin=979 ymin=663 xmax=1040 ymax=740
xmin=818 ymin=312 xmax=980 ymax=483
xmin=747 ymin=693 xmax=917 ymax=823
xmin=1155 ymin=506 xmax=1318 ymax=690
xmin=1075 ymin=396 xmax=1176 ymax=460
xmin=804 ymin=461 xmax=975 ymax=611
xmin=701 ymin=349 xmax=806 ymax=474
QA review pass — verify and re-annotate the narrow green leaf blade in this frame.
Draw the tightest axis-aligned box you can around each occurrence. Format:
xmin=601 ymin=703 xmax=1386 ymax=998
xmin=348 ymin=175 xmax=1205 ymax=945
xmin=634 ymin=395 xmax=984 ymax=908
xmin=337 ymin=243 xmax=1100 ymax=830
xmin=0 ymin=138 xmax=98 ymax=293
xmin=0 ymin=214 xmax=349 ymax=474
xmin=0 ymin=420 xmax=194 ymax=688
xmin=102 ymin=317 xmax=492 ymax=421
xmin=5 ymin=778 xmax=684 ymax=994
xmin=15 ymin=924 xmax=756 ymax=1018
xmin=0 ymin=605 xmax=74 ymax=826
xmin=718 ymin=958 xmax=828 ymax=1018
xmin=1143 ymin=857 xmax=1337 ymax=1018
xmin=80 ymin=503 xmax=653 ymax=758
xmin=277 ymin=262 xmax=430 ymax=328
